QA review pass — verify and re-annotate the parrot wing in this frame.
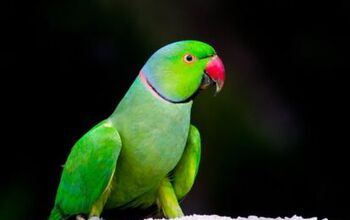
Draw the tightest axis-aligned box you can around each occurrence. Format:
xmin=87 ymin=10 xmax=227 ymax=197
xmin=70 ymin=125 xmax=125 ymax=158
xmin=172 ymin=124 xmax=201 ymax=200
xmin=54 ymin=119 xmax=122 ymax=216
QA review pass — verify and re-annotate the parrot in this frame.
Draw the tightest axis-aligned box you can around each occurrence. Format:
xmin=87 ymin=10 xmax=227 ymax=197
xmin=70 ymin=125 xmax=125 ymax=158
xmin=48 ymin=40 xmax=225 ymax=220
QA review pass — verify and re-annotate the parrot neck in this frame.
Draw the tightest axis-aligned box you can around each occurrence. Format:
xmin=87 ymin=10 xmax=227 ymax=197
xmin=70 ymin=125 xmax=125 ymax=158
xmin=139 ymin=71 xmax=193 ymax=104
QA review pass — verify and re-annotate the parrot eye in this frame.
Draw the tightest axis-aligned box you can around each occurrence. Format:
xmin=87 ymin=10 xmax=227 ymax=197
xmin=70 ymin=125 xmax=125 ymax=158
xmin=183 ymin=54 xmax=196 ymax=63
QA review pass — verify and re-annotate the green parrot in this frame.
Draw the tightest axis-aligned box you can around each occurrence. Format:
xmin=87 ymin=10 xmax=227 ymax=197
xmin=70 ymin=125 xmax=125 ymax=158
xmin=48 ymin=40 xmax=225 ymax=220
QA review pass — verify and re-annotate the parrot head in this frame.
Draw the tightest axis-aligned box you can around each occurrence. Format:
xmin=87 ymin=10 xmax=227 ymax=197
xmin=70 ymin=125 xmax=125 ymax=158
xmin=141 ymin=40 xmax=225 ymax=103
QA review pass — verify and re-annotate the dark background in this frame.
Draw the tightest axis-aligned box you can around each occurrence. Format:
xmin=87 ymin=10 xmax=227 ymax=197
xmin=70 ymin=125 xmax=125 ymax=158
xmin=2 ymin=0 xmax=349 ymax=220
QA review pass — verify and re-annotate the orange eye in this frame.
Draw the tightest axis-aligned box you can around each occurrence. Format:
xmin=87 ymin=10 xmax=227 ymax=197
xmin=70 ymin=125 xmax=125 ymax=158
xmin=183 ymin=54 xmax=196 ymax=63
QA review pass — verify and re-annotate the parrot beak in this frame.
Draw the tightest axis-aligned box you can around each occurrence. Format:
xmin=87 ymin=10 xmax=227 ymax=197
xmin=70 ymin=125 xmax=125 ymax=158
xmin=201 ymin=55 xmax=225 ymax=93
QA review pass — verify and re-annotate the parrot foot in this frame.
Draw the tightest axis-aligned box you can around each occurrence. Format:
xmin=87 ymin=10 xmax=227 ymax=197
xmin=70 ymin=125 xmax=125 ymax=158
xmin=75 ymin=215 xmax=104 ymax=220
xmin=76 ymin=215 xmax=86 ymax=220
xmin=88 ymin=217 xmax=104 ymax=220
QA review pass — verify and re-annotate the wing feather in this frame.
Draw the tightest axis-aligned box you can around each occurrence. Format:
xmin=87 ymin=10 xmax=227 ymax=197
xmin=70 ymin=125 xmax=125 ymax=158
xmin=54 ymin=120 xmax=122 ymax=215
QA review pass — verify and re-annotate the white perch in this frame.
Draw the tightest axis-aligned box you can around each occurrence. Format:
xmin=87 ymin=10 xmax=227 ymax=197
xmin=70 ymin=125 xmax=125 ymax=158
xmin=144 ymin=214 xmax=327 ymax=220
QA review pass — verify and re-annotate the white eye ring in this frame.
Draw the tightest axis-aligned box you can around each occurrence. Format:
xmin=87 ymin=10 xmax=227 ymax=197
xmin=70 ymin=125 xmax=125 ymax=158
xmin=183 ymin=54 xmax=196 ymax=63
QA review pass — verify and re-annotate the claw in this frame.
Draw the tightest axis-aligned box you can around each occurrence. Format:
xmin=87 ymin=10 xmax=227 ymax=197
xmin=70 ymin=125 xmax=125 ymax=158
xmin=76 ymin=215 xmax=86 ymax=220
xmin=88 ymin=217 xmax=104 ymax=220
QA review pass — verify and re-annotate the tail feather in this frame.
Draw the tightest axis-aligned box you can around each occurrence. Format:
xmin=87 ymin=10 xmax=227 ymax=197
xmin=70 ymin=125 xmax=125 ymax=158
xmin=48 ymin=207 xmax=66 ymax=220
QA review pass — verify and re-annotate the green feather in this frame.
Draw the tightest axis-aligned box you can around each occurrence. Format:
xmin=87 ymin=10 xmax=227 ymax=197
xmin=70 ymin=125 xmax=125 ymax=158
xmin=172 ymin=125 xmax=201 ymax=200
xmin=106 ymin=76 xmax=192 ymax=208
xmin=52 ymin=120 xmax=121 ymax=218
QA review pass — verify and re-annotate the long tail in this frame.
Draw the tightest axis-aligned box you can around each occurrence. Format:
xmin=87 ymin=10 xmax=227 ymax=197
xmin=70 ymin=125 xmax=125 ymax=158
xmin=48 ymin=206 xmax=66 ymax=220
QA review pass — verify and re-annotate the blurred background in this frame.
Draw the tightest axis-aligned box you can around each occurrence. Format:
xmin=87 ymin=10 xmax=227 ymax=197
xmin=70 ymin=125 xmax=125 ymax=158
xmin=2 ymin=0 xmax=349 ymax=219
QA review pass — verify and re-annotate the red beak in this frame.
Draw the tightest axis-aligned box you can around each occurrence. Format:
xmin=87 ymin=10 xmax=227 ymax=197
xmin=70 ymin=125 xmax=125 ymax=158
xmin=204 ymin=55 xmax=225 ymax=93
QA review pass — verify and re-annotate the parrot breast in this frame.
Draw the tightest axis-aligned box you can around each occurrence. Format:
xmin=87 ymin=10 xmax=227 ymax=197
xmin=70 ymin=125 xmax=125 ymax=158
xmin=106 ymin=75 xmax=192 ymax=208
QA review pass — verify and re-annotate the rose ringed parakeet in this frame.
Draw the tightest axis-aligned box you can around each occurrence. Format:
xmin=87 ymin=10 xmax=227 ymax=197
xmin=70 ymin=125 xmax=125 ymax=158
xmin=49 ymin=40 xmax=225 ymax=220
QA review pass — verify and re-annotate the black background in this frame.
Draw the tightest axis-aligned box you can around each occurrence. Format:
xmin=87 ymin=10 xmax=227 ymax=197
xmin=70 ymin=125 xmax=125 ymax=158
xmin=2 ymin=0 xmax=349 ymax=220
